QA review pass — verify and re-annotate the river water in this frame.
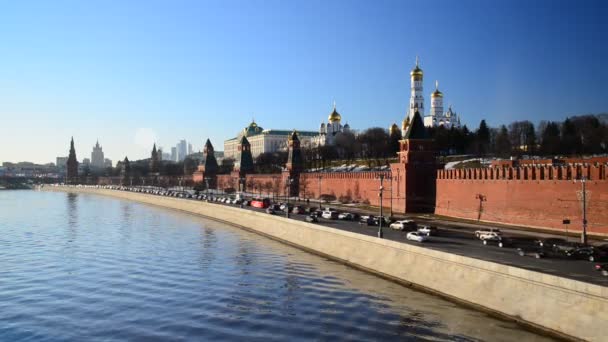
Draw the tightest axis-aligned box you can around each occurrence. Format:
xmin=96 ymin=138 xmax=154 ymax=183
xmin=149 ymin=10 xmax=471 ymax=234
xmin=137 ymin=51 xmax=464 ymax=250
xmin=0 ymin=190 xmax=553 ymax=341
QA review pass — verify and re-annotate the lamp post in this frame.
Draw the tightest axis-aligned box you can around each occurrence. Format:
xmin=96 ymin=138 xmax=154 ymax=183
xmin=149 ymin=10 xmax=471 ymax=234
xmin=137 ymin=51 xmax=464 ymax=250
xmin=389 ymin=174 xmax=393 ymax=217
xmin=378 ymin=175 xmax=385 ymax=239
xmin=576 ymin=177 xmax=588 ymax=245
xmin=317 ymin=175 xmax=323 ymax=209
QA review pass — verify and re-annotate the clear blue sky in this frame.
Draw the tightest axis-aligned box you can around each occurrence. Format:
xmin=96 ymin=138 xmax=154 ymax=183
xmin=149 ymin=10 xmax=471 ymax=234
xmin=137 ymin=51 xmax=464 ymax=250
xmin=1 ymin=0 xmax=606 ymax=164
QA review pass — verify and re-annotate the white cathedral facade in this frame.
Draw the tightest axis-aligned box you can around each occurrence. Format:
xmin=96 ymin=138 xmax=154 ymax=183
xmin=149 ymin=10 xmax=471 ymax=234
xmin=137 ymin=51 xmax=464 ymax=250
xmin=399 ymin=57 xmax=461 ymax=135
xmin=311 ymin=102 xmax=351 ymax=147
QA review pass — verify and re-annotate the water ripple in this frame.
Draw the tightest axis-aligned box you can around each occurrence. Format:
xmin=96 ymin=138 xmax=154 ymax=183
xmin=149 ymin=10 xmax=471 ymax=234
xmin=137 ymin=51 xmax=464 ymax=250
xmin=0 ymin=191 xmax=554 ymax=341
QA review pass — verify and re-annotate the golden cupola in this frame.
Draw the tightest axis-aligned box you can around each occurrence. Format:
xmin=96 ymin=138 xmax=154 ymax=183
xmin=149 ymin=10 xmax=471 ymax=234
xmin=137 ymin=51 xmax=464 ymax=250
xmin=431 ymin=80 xmax=443 ymax=97
xmin=410 ymin=56 xmax=423 ymax=78
xmin=328 ymin=102 xmax=341 ymax=123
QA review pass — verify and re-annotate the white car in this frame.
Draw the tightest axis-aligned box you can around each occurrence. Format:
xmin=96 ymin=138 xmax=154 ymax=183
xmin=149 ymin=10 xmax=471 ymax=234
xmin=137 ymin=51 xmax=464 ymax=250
xmin=417 ymin=225 xmax=438 ymax=236
xmin=475 ymin=228 xmax=501 ymax=238
xmin=321 ymin=210 xmax=339 ymax=219
xmin=390 ymin=220 xmax=417 ymax=231
xmin=338 ymin=212 xmax=354 ymax=220
xmin=479 ymin=232 xmax=501 ymax=241
xmin=406 ymin=231 xmax=428 ymax=242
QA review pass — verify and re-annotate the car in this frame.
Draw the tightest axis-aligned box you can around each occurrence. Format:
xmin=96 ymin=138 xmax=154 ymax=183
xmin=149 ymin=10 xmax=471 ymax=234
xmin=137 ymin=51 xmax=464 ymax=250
xmin=359 ymin=215 xmax=375 ymax=226
xmin=390 ymin=220 xmax=417 ymax=231
xmin=594 ymin=263 xmax=608 ymax=276
xmin=481 ymin=235 xmax=512 ymax=248
xmin=474 ymin=228 xmax=501 ymax=238
xmin=517 ymin=247 xmax=545 ymax=259
xmin=417 ymin=225 xmax=438 ymax=236
xmin=566 ymin=245 xmax=608 ymax=262
xmin=406 ymin=231 xmax=428 ymax=242
xmin=321 ymin=210 xmax=339 ymax=219
xmin=305 ymin=215 xmax=319 ymax=223
xmin=280 ymin=203 xmax=294 ymax=211
xmin=372 ymin=216 xmax=391 ymax=227
xmin=338 ymin=212 xmax=355 ymax=220
xmin=478 ymin=231 xmax=501 ymax=241
xmin=291 ymin=206 xmax=305 ymax=214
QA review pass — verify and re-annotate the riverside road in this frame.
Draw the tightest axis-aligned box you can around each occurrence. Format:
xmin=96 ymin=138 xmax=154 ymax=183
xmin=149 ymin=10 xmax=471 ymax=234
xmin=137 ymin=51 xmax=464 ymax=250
xmin=198 ymin=196 xmax=608 ymax=286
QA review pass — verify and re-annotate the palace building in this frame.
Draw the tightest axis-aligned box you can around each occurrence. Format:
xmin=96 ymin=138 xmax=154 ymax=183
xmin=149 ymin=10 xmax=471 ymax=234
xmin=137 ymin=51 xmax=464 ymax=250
xmin=223 ymin=120 xmax=318 ymax=160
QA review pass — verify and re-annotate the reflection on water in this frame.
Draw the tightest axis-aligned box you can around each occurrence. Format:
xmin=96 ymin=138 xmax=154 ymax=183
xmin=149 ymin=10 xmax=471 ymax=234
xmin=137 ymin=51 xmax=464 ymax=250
xmin=0 ymin=190 xmax=554 ymax=341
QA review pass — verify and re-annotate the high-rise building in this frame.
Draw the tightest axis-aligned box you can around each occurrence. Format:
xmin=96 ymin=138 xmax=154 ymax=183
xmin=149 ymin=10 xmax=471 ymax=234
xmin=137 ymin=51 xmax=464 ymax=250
xmin=188 ymin=143 xmax=193 ymax=156
xmin=171 ymin=147 xmax=177 ymax=162
xmin=177 ymin=140 xmax=187 ymax=161
xmin=104 ymin=158 xmax=112 ymax=168
xmin=83 ymin=158 xmax=91 ymax=166
xmin=91 ymin=140 xmax=105 ymax=168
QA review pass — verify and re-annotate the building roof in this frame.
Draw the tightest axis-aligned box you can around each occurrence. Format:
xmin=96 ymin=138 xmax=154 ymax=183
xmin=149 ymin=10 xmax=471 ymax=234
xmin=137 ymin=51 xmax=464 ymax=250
xmin=404 ymin=111 xmax=428 ymax=139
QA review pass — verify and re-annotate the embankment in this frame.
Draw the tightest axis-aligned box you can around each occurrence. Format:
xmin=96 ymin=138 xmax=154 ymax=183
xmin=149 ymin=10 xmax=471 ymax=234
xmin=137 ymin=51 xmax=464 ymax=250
xmin=43 ymin=186 xmax=608 ymax=341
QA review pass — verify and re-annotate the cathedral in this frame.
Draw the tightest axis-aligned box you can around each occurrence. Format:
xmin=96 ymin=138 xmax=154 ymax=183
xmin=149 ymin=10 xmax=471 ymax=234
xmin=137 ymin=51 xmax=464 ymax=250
xmin=396 ymin=57 xmax=461 ymax=134
xmin=311 ymin=102 xmax=351 ymax=147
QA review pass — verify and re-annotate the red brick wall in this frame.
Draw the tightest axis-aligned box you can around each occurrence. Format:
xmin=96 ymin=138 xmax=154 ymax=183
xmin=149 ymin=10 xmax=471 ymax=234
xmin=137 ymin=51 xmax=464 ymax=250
xmin=299 ymin=171 xmax=391 ymax=207
xmin=436 ymin=165 xmax=608 ymax=235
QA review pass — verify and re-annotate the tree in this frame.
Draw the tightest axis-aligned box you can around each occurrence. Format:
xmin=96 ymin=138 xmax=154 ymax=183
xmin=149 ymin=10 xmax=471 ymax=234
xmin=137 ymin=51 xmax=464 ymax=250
xmin=183 ymin=157 xmax=197 ymax=175
xmin=475 ymin=120 xmax=491 ymax=156
xmin=334 ymin=131 xmax=358 ymax=161
xmin=539 ymin=121 xmax=561 ymax=156
xmin=495 ymin=125 xmax=511 ymax=157
xmin=561 ymin=118 xmax=581 ymax=155
xmin=358 ymin=127 xmax=389 ymax=165
xmin=388 ymin=129 xmax=402 ymax=157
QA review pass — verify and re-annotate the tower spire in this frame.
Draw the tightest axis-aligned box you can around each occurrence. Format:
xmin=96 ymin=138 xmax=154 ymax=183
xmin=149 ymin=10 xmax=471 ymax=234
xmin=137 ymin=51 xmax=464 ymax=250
xmin=435 ymin=80 xmax=439 ymax=90
xmin=416 ymin=55 xmax=419 ymax=67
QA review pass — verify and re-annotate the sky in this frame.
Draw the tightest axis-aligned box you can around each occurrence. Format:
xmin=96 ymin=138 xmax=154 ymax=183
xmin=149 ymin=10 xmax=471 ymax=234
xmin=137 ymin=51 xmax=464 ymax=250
xmin=0 ymin=0 xmax=606 ymax=164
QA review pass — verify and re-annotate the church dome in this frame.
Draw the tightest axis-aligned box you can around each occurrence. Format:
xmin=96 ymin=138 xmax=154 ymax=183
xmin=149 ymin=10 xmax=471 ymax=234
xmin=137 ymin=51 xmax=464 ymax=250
xmin=328 ymin=105 xmax=341 ymax=122
xmin=410 ymin=56 xmax=423 ymax=78
xmin=431 ymin=80 xmax=443 ymax=97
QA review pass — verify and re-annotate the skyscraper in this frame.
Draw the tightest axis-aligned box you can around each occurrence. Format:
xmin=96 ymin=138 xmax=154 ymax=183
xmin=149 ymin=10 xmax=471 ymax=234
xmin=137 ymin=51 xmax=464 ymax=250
xmin=188 ymin=143 xmax=193 ymax=156
xmin=171 ymin=147 xmax=177 ymax=162
xmin=91 ymin=140 xmax=105 ymax=168
xmin=177 ymin=140 xmax=187 ymax=161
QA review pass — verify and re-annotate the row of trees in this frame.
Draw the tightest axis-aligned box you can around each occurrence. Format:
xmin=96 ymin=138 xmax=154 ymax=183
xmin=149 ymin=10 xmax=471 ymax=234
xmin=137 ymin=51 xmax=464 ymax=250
xmin=431 ymin=114 xmax=607 ymax=157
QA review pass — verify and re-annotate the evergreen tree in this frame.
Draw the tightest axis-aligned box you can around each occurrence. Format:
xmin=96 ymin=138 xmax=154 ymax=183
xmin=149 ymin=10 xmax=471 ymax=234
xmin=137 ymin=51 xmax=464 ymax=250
xmin=495 ymin=125 xmax=511 ymax=157
xmin=540 ymin=122 xmax=561 ymax=156
xmin=476 ymin=120 xmax=490 ymax=156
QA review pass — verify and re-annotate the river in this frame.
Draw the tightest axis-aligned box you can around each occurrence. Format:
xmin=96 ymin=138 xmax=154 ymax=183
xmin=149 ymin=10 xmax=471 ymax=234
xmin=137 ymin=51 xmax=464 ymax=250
xmin=0 ymin=190 xmax=554 ymax=341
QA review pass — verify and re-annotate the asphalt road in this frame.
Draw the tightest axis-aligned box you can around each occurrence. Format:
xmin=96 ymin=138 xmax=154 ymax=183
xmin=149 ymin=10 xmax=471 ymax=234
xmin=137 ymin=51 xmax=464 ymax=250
xmin=141 ymin=190 xmax=608 ymax=287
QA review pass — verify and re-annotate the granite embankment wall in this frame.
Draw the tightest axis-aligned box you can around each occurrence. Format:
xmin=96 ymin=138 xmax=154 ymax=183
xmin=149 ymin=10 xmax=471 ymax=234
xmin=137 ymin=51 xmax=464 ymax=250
xmin=44 ymin=186 xmax=608 ymax=341
xmin=436 ymin=164 xmax=608 ymax=236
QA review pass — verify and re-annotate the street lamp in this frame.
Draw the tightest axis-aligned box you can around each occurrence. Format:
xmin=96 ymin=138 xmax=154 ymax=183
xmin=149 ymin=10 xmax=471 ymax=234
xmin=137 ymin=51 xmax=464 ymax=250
xmin=204 ymin=177 xmax=210 ymax=199
xmin=575 ymin=176 xmax=589 ymax=245
xmin=378 ymin=175 xmax=385 ymax=239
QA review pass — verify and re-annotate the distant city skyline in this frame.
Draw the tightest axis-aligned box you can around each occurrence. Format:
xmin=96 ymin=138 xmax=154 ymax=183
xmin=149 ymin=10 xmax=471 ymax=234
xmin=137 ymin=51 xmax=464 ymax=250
xmin=0 ymin=0 xmax=606 ymax=164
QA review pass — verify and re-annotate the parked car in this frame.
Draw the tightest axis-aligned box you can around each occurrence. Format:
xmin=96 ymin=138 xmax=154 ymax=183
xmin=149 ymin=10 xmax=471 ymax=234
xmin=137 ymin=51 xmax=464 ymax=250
xmin=406 ymin=231 xmax=428 ymax=242
xmin=594 ymin=263 xmax=608 ymax=276
xmin=338 ymin=212 xmax=355 ymax=220
xmin=359 ymin=215 xmax=375 ymax=226
xmin=474 ymin=228 xmax=501 ymax=239
xmin=291 ymin=206 xmax=305 ymax=215
xmin=390 ymin=220 xmax=417 ymax=231
xmin=566 ymin=245 xmax=608 ymax=262
xmin=417 ymin=225 xmax=438 ymax=236
xmin=305 ymin=215 xmax=319 ymax=223
xmin=321 ymin=210 xmax=339 ymax=219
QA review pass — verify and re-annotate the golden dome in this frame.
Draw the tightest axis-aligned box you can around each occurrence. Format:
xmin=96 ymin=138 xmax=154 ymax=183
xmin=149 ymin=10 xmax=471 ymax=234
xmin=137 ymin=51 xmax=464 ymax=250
xmin=410 ymin=66 xmax=423 ymax=77
xmin=389 ymin=123 xmax=399 ymax=135
xmin=328 ymin=103 xmax=341 ymax=122
xmin=431 ymin=80 xmax=443 ymax=97
xmin=401 ymin=116 xmax=410 ymax=131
